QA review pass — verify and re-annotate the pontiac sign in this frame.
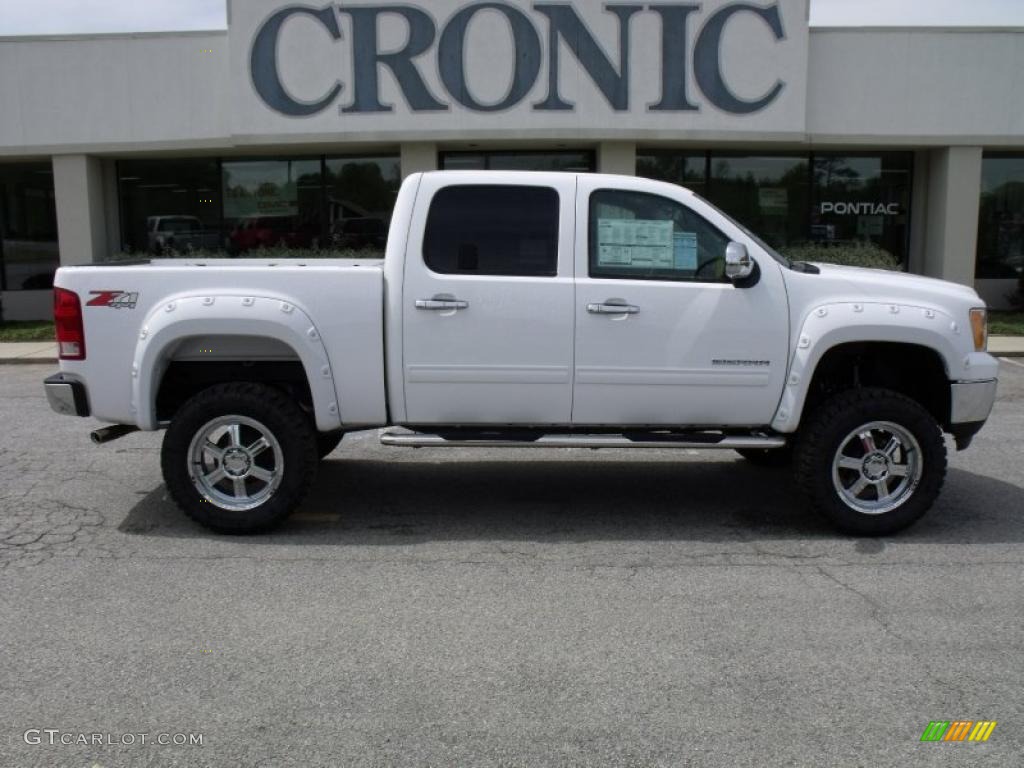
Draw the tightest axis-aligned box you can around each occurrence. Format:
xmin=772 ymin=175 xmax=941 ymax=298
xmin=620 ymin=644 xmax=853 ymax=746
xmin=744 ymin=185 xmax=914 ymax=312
xmin=230 ymin=0 xmax=809 ymax=137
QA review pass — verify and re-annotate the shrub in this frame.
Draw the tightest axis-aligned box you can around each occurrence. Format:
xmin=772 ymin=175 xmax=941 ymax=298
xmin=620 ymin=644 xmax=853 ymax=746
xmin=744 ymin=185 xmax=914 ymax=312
xmin=781 ymin=242 xmax=902 ymax=271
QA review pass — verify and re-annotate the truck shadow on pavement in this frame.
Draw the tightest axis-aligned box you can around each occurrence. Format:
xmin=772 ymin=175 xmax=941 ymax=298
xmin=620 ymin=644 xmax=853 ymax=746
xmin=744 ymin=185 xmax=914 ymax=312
xmin=118 ymin=457 xmax=1024 ymax=545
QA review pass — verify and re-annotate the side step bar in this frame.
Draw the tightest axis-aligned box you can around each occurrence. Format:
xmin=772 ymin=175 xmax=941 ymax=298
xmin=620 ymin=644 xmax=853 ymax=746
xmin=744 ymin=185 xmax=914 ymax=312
xmin=380 ymin=429 xmax=786 ymax=450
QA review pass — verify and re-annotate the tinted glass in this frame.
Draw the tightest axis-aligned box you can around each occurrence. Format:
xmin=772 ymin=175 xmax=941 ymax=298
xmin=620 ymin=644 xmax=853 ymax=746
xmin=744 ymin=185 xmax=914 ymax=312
xmin=812 ymin=153 xmax=912 ymax=265
xmin=424 ymin=185 xmax=559 ymax=276
xmin=0 ymin=162 xmax=59 ymax=290
xmin=589 ymin=189 xmax=729 ymax=282
xmin=118 ymin=158 xmax=221 ymax=256
xmin=977 ymin=154 xmax=1024 ymax=279
xmin=324 ymin=156 xmax=400 ymax=255
xmin=222 ymin=159 xmax=323 ymax=254
xmin=636 ymin=151 xmax=707 ymax=196
xmin=708 ymin=154 xmax=809 ymax=249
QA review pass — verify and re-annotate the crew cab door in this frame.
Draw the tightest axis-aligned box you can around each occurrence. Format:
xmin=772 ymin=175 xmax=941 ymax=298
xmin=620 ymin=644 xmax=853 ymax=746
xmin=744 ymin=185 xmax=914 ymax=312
xmin=401 ymin=174 xmax=576 ymax=425
xmin=572 ymin=177 xmax=789 ymax=426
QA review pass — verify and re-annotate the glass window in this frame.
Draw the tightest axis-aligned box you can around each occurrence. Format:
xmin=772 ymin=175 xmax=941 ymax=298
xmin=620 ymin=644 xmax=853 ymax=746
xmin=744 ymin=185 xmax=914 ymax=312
xmin=977 ymin=154 xmax=1024 ymax=279
xmin=0 ymin=162 xmax=59 ymax=290
xmin=118 ymin=158 xmax=221 ymax=256
xmin=324 ymin=156 xmax=400 ymax=255
xmin=423 ymin=185 xmax=559 ymax=276
xmin=440 ymin=150 xmax=595 ymax=173
xmin=589 ymin=189 xmax=729 ymax=282
xmin=636 ymin=151 xmax=707 ymax=196
xmin=708 ymin=154 xmax=810 ymax=250
xmin=812 ymin=153 xmax=912 ymax=265
xmin=222 ymin=158 xmax=323 ymax=254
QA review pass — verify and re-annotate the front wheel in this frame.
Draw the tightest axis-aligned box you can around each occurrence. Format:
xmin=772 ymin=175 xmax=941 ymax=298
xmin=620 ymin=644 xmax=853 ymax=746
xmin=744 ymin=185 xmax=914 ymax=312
xmin=161 ymin=382 xmax=318 ymax=534
xmin=794 ymin=388 xmax=947 ymax=536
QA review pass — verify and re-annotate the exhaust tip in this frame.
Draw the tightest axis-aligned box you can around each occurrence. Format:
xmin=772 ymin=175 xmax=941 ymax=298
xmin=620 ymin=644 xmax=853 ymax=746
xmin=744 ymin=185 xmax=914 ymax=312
xmin=90 ymin=425 xmax=139 ymax=445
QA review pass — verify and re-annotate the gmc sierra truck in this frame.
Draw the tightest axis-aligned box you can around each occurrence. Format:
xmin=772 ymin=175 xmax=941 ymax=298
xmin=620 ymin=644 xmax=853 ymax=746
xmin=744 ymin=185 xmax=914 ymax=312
xmin=44 ymin=171 xmax=998 ymax=535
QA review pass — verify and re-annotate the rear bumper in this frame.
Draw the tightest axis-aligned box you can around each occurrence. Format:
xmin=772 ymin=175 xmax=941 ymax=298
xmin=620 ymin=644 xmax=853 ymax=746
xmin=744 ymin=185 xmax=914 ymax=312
xmin=950 ymin=379 xmax=997 ymax=425
xmin=44 ymin=373 xmax=90 ymax=417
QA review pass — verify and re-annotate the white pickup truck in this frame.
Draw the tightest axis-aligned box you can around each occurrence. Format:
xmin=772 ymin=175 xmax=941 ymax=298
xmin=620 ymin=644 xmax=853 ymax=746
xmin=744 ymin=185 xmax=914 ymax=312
xmin=45 ymin=171 xmax=998 ymax=535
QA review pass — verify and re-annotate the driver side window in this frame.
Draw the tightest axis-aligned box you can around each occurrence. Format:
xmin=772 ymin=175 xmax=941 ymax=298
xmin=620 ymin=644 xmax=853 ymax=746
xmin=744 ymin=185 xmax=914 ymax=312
xmin=589 ymin=189 xmax=730 ymax=283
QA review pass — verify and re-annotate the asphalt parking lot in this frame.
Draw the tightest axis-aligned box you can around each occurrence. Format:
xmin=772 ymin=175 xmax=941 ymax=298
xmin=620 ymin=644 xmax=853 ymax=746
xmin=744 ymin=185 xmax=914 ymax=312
xmin=1 ymin=361 xmax=1023 ymax=767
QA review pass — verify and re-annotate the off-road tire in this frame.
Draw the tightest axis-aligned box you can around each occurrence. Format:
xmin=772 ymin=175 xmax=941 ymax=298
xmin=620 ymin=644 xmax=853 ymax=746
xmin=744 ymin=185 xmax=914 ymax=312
xmin=161 ymin=382 xmax=318 ymax=534
xmin=794 ymin=387 xmax=946 ymax=535
xmin=317 ymin=430 xmax=344 ymax=459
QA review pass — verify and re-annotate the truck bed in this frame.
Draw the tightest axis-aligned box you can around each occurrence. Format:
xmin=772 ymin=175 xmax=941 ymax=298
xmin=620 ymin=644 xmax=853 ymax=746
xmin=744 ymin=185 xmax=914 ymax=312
xmin=55 ymin=259 xmax=387 ymax=429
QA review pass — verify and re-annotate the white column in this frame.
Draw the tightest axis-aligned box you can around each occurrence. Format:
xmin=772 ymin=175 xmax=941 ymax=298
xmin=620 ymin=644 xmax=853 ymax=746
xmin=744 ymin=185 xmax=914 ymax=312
xmin=597 ymin=141 xmax=637 ymax=176
xmin=400 ymin=143 xmax=438 ymax=178
xmin=922 ymin=147 xmax=982 ymax=286
xmin=52 ymin=154 xmax=108 ymax=266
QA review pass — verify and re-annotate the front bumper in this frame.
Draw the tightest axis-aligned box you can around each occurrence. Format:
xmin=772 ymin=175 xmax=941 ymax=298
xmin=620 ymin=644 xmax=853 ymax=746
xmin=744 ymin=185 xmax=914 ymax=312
xmin=44 ymin=373 xmax=90 ymax=417
xmin=950 ymin=379 xmax=997 ymax=425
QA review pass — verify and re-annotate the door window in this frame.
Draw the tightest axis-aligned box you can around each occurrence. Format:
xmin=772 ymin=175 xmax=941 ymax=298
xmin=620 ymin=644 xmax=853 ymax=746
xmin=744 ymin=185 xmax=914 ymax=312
xmin=589 ymin=189 xmax=729 ymax=282
xmin=423 ymin=185 xmax=559 ymax=277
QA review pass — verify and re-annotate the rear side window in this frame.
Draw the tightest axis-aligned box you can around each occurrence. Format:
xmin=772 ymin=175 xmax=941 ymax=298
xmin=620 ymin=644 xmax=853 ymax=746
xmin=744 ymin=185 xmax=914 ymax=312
xmin=423 ymin=185 xmax=559 ymax=277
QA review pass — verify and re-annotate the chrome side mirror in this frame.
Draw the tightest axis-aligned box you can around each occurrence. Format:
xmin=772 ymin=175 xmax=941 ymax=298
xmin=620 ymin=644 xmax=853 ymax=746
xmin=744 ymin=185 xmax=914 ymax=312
xmin=725 ymin=242 xmax=754 ymax=281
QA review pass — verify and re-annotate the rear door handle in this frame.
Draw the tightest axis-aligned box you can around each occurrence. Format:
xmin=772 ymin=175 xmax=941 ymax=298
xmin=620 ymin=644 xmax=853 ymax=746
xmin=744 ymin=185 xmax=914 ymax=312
xmin=415 ymin=299 xmax=469 ymax=311
xmin=587 ymin=302 xmax=639 ymax=315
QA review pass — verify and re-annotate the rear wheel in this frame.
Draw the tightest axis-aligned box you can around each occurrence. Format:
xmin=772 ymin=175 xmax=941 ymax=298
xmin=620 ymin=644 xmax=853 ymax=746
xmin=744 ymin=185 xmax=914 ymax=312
xmin=794 ymin=387 xmax=946 ymax=535
xmin=161 ymin=382 xmax=318 ymax=534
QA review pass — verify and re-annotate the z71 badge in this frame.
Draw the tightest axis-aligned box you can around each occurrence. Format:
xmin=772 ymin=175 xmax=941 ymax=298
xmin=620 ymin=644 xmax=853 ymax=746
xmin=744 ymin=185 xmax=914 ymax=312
xmin=87 ymin=290 xmax=139 ymax=309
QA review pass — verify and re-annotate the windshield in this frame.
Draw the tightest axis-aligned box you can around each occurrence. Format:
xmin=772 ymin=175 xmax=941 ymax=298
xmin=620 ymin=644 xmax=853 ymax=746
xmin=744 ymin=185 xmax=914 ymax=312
xmin=691 ymin=193 xmax=792 ymax=268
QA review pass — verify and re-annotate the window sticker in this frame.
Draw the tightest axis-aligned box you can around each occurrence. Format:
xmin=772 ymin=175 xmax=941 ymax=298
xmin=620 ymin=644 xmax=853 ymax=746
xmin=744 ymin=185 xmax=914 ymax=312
xmin=597 ymin=218 xmax=674 ymax=268
xmin=673 ymin=232 xmax=698 ymax=271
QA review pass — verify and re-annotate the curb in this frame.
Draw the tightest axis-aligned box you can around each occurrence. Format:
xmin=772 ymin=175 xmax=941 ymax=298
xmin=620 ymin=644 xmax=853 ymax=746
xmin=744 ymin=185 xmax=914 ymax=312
xmin=0 ymin=357 xmax=57 ymax=365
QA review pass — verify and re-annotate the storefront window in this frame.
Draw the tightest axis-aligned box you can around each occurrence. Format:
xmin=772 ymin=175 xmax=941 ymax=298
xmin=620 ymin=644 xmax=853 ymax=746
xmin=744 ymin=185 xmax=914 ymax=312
xmin=222 ymin=158 xmax=323 ymax=254
xmin=977 ymin=154 xmax=1024 ymax=279
xmin=637 ymin=150 xmax=913 ymax=264
xmin=324 ymin=156 xmax=401 ymax=253
xmin=811 ymin=153 xmax=911 ymax=264
xmin=636 ymin=151 xmax=707 ymax=196
xmin=708 ymin=154 xmax=810 ymax=249
xmin=440 ymin=150 xmax=595 ymax=173
xmin=118 ymin=158 xmax=221 ymax=256
xmin=0 ymin=162 xmax=59 ymax=290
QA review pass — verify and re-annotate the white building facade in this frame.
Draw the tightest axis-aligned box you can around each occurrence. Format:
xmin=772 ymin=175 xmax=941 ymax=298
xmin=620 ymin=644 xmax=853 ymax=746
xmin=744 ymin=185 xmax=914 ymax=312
xmin=1 ymin=0 xmax=1022 ymax=319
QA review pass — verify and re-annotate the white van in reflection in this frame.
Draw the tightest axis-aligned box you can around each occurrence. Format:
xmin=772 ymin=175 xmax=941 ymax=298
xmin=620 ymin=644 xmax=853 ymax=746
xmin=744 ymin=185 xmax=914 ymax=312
xmin=147 ymin=216 xmax=220 ymax=254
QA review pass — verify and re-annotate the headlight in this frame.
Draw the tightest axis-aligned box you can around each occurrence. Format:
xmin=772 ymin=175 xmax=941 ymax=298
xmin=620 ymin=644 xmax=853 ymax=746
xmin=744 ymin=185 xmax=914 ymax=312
xmin=969 ymin=307 xmax=988 ymax=351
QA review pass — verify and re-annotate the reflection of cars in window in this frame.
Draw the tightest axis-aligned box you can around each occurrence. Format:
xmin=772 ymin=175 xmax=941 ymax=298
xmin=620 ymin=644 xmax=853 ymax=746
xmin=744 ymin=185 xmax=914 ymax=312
xmin=330 ymin=217 xmax=387 ymax=251
xmin=147 ymin=216 xmax=219 ymax=254
xmin=228 ymin=215 xmax=317 ymax=253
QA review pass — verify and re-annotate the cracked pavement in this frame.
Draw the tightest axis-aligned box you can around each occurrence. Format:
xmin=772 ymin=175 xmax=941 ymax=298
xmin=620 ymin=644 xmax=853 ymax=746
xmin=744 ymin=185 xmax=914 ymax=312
xmin=1 ymin=361 xmax=1023 ymax=767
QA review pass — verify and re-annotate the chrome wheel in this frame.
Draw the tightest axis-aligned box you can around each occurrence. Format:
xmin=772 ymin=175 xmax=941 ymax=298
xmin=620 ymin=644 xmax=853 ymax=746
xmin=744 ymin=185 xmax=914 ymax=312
xmin=187 ymin=415 xmax=283 ymax=512
xmin=831 ymin=420 xmax=923 ymax=515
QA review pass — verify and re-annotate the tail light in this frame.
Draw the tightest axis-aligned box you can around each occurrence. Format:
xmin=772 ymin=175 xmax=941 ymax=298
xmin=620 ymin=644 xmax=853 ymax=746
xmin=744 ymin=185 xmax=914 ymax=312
xmin=53 ymin=287 xmax=86 ymax=360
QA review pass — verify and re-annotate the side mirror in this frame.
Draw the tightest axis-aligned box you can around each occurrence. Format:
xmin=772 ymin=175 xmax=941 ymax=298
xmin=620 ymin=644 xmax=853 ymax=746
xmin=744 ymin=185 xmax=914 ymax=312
xmin=725 ymin=242 xmax=754 ymax=281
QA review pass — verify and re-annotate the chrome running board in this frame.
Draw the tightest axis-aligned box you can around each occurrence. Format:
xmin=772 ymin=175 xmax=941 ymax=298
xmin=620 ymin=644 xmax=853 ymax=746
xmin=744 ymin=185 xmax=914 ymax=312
xmin=380 ymin=429 xmax=786 ymax=450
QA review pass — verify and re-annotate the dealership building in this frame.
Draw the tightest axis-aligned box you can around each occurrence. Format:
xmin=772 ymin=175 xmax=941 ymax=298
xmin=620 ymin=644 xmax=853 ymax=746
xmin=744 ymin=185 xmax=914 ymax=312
xmin=1 ymin=0 xmax=1023 ymax=320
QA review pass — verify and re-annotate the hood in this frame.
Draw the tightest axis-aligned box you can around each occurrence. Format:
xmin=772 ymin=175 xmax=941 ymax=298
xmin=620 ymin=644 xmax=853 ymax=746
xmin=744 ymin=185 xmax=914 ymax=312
xmin=804 ymin=263 xmax=983 ymax=308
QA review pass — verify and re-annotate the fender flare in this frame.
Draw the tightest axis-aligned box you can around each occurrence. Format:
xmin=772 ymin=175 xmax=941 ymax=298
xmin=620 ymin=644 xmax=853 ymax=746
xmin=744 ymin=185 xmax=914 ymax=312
xmin=131 ymin=294 xmax=342 ymax=432
xmin=771 ymin=301 xmax=961 ymax=433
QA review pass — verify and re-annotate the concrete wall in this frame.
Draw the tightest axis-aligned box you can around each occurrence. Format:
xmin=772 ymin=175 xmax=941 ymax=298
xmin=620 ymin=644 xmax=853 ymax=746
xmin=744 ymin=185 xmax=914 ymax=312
xmin=921 ymin=147 xmax=983 ymax=287
xmin=807 ymin=30 xmax=1024 ymax=145
xmin=52 ymin=155 xmax=108 ymax=266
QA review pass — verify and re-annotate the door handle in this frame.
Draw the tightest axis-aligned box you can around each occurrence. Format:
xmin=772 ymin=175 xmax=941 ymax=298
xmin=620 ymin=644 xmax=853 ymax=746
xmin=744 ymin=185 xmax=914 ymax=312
xmin=587 ymin=302 xmax=639 ymax=315
xmin=415 ymin=298 xmax=469 ymax=311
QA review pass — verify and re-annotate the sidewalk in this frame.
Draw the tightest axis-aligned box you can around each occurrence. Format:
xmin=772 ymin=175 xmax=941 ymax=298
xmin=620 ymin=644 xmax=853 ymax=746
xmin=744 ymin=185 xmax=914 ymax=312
xmin=3 ymin=337 xmax=1024 ymax=364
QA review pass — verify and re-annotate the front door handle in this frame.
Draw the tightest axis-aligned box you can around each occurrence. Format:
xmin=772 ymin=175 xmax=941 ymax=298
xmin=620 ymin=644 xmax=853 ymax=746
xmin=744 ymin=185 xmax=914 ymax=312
xmin=415 ymin=298 xmax=469 ymax=311
xmin=587 ymin=302 xmax=639 ymax=315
